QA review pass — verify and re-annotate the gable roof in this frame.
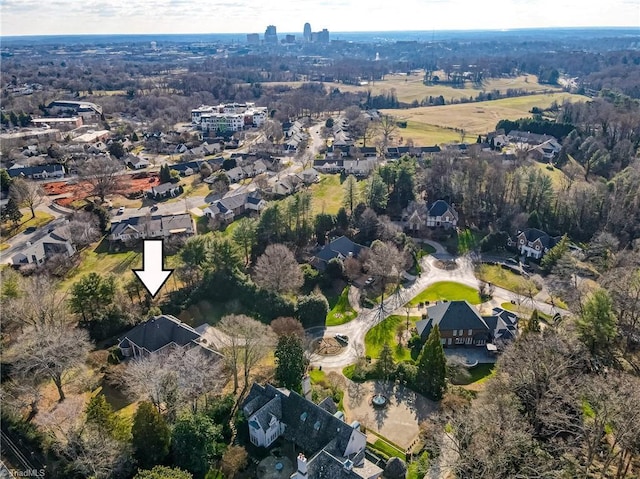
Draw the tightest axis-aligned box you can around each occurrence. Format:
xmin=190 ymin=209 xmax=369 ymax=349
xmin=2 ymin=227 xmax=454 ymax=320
xmin=151 ymin=182 xmax=180 ymax=195
xmin=519 ymin=228 xmax=559 ymax=249
xmin=428 ymin=200 xmax=458 ymax=220
xmin=315 ymin=236 xmax=365 ymax=264
xmin=7 ymin=164 xmax=64 ymax=178
xmin=119 ymin=314 xmax=201 ymax=354
xmin=416 ymin=300 xmax=489 ymax=338
xmin=483 ymin=308 xmax=519 ymax=342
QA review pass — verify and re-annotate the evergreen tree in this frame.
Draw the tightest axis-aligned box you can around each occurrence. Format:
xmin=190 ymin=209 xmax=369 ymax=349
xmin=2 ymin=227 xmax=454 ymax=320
xmin=0 ymin=169 xmax=12 ymax=193
xmin=541 ymin=234 xmax=569 ymax=273
xmin=134 ymin=466 xmax=193 ymax=479
xmin=171 ymin=413 xmax=224 ymax=477
xmin=577 ymin=289 xmax=617 ymax=360
xmin=416 ymin=325 xmax=447 ymax=400
xmin=524 ymin=309 xmax=541 ymax=334
xmin=376 ymin=343 xmax=396 ymax=379
xmin=132 ymin=401 xmax=171 ymax=469
xmin=85 ymin=394 xmax=128 ymax=441
xmin=159 ymin=164 xmax=172 ymax=184
xmin=342 ymin=175 xmax=359 ymax=213
xmin=274 ymin=335 xmax=306 ymax=392
xmin=1 ymin=197 xmax=22 ymax=225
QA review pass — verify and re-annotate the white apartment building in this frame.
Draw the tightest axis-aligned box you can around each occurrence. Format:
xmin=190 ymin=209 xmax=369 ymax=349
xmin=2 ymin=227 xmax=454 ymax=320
xmin=191 ymin=103 xmax=268 ymax=130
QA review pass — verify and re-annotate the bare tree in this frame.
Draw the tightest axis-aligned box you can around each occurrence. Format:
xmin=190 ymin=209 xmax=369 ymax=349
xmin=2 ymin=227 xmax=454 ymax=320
xmin=78 ymin=156 xmax=122 ymax=202
xmin=67 ymin=211 xmax=101 ymax=248
xmin=376 ymin=114 xmax=398 ymax=155
xmin=218 ymin=314 xmax=275 ymax=393
xmin=253 ymin=244 xmax=303 ymax=294
xmin=365 ymin=240 xmax=410 ymax=309
xmin=11 ymin=323 xmax=92 ymax=402
xmin=270 ymin=316 xmax=305 ymax=339
xmin=9 ymin=177 xmax=43 ymax=219
xmin=2 ymin=274 xmax=70 ymax=333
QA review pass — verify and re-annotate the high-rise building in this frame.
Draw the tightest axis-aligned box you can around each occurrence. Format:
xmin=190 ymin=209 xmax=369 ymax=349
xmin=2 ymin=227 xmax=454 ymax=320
xmin=317 ymin=28 xmax=330 ymax=43
xmin=303 ymin=23 xmax=312 ymax=42
xmin=264 ymin=25 xmax=278 ymax=44
xmin=246 ymin=33 xmax=259 ymax=45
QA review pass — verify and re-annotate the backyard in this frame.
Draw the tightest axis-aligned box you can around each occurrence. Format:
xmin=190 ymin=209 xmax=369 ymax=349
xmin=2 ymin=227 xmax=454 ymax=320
xmin=475 ymin=264 xmax=540 ymax=294
xmin=326 ymin=286 xmax=357 ymax=326
xmin=408 ymin=281 xmax=482 ymax=307
xmin=309 ymin=174 xmax=344 ymax=215
xmin=365 ymin=314 xmax=421 ymax=361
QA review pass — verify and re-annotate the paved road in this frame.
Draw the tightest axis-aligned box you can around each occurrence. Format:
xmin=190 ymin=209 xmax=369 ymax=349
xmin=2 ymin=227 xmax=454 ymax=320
xmin=308 ymin=252 xmax=568 ymax=369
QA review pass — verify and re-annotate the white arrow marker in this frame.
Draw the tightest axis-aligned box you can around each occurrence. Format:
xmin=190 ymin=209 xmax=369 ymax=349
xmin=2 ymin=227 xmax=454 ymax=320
xmin=133 ymin=239 xmax=173 ymax=298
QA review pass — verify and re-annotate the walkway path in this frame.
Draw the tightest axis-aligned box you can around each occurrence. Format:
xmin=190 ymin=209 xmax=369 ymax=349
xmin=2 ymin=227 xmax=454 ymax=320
xmin=308 ymin=247 xmax=568 ymax=369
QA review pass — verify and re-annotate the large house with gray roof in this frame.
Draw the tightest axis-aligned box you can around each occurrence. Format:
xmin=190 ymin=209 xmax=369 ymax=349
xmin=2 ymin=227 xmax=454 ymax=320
xmin=118 ymin=314 xmax=221 ymax=359
xmin=242 ymin=383 xmax=382 ymax=479
xmin=11 ymin=223 xmax=76 ymax=267
xmin=312 ymin=236 xmax=367 ymax=271
xmin=109 ymin=213 xmax=195 ymax=242
xmin=509 ymin=228 xmax=560 ymax=260
xmin=416 ymin=300 xmax=518 ymax=348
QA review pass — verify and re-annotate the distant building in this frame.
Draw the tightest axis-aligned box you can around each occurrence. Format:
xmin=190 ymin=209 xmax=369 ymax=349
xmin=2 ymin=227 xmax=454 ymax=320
xmin=316 ymin=28 xmax=330 ymax=43
xmin=191 ymin=103 xmax=268 ymax=132
xmin=264 ymin=25 xmax=278 ymax=44
xmin=285 ymin=34 xmax=296 ymax=44
xmin=247 ymin=33 xmax=260 ymax=45
xmin=303 ymin=23 xmax=312 ymax=42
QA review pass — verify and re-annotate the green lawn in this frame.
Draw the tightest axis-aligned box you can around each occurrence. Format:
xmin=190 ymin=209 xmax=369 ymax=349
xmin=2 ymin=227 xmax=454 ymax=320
xmin=476 ymin=264 xmax=540 ymax=295
xmin=308 ymin=368 xmax=326 ymax=384
xmin=326 ymin=286 xmax=357 ymax=326
xmin=309 ymin=174 xmax=344 ymax=215
xmin=365 ymin=314 xmax=421 ymax=361
xmin=408 ymin=281 xmax=482 ymax=306
xmin=500 ymin=302 xmax=553 ymax=322
xmin=0 ymin=210 xmax=55 ymax=239
xmin=456 ymin=363 xmax=495 ymax=386
xmin=369 ymin=439 xmax=405 ymax=459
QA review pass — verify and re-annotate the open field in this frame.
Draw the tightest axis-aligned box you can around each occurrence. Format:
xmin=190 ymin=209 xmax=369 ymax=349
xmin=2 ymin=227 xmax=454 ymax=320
xmin=476 ymin=264 xmax=540 ymax=295
xmin=382 ymin=92 xmax=589 ymax=135
xmin=365 ymin=315 xmax=421 ymax=361
xmin=396 ymin=121 xmax=461 ymax=146
xmin=260 ymin=73 xmax=561 ymax=104
xmin=309 ymin=174 xmax=344 ymax=215
xmin=408 ymin=281 xmax=482 ymax=306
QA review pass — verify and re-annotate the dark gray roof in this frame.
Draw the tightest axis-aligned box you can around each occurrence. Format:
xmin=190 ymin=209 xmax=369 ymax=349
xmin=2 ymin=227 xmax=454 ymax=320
xmin=416 ymin=301 xmax=489 ymax=339
xmin=428 ymin=200 xmax=457 ymax=219
xmin=169 ymin=160 xmax=201 ymax=173
xmin=305 ymin=450 xmax=362 ymax=479
xmin=316 ymin=236 xmax=365 ymax=265
xmin=110 ymin=213 xmax=191 ymax=237
xmin=118 ymin=314 xmax=201 ymax=354
xmin=520 ymin=228 xmax=558 ymax=249
xmin=7 ymin=164 xmax=64 ymax=178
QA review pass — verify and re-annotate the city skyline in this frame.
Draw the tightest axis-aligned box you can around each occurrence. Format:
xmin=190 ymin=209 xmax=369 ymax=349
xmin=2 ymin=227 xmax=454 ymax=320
xmin=1 ymin=0 xmax=639 ymax=37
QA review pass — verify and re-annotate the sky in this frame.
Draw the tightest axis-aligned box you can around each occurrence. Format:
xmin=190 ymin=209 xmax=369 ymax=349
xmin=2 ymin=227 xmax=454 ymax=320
xmin=1 ymin=0 xmax=639 ymax=36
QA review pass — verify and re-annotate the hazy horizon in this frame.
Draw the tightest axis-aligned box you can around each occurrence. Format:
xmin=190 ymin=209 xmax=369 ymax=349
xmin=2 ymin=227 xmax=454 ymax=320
xmin=1 ymin=0 xmax=639 ymax=37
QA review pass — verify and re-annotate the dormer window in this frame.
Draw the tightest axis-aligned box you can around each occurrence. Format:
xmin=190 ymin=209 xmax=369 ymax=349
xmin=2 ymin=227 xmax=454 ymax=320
xmin=314 ymin=421 xmax=321 ymax=431
xmin=300 ymin=412 xmax=308 ymax=422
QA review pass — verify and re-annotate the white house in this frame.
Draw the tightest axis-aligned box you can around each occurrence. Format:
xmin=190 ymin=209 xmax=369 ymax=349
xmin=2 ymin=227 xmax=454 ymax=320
xmin=510 ymin=228 xmax=560 ymax=259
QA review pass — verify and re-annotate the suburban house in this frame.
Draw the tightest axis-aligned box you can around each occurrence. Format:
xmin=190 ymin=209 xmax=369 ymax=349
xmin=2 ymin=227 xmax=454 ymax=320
xmin=7 ymin=164 xmax=65 ymax=180
xmin=507 ymin=130 xmax=558 ymax=146
xmin=203 ymin=191 xmax=267 ymax=223
xmin=343 ymin=158 xmax=376 ymax=177
xmin=127 ymin=156 xmax=150 ymax=170
xmin=110 ymin=213 xmax=195 ymax=242
xmin=313 ymin=158 xmax=344 ymax=174
xmin=118 ymin=314 xmax=222 ymax=359
xmin=147 ymin=182 xmax=183 ymax=199
xmin=426 ymin=200 xmax=459 ymax=228
xmin=273 ymin=173 xmax=304 ymax=196
xmin=416 ymin=300 xmax=519 ymax=349
xmin=416 ymin=301 xmax=491 ymax=347
xmin=242 ymin=382 xmax=382 ymax=479
xmin=225 ymin=166 xmax=246 ymax=183
xmin=509 ymin=228 xmax=560 ymax=260
xmin=528 ymin=138 xmax=562 ymax=162
xmin=169 ymin=160 xmax=203 ymax=176
xmin=11 ymin=224 xmax=76 ymax=267
xmin=300 ymin=168 xmax=320 ymax=184
xmin=312 ymin=236 xmax=367 ymax=271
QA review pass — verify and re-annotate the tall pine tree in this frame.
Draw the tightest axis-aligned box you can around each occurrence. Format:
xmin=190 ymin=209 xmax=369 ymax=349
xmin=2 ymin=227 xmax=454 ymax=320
xmin=132 ymin=401 xmax=171 ymax=469
xmin=416 ymin=324 xmax=447 ymax=400
xmin=274 ymin=335 xmax=306 ymax=392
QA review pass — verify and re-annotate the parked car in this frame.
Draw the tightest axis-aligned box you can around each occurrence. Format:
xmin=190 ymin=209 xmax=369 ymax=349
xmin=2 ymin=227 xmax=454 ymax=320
xmin=364 ymin=277 xmax=375 ymax=286
xmin=117 ymin=206 xmax=125 ymax=215
xmin=335 ymin=334 xmax=349 ymax=344
xmin=150 ymin=205 xmax=158 ymax=212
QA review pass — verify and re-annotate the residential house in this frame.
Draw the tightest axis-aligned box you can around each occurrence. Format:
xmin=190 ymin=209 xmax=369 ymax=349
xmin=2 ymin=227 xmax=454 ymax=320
xmin=416 ymin=300 xmax=519 ymax=349
xmin=127 ymin=156 xmax=150 ymax=170
xmin=169 ymin=160 xmax=202 ymax=177
xmin=7 ymin=164 xmax=65 ymax=180
xmin=507 ymin=130 xmax=557 ymax=145
xmin=118 ymin=314 xmax=222 ymax=359
xmin=11 ymin=224 xmax=76 ymax=267
xmin=203 ymin=191 xmax=267 ymax=223
xmin=416 ymin=301 xmax=488 ymax=347
xmin=312 ymin=236 xmax=367 ymax=271
xmin=300 ymin=168 xmax=320 ymax=184
xmin=225 ymin=166 xmax=246 ymax=183
xmin=147 ymin=182 xmax=182 ymax=199
xmin=313 ymin=158 xmax=344 ymax=174
xmin=273 ymin=173 xmax=304 ymax=196
xmin=110 ymin=213 xmax=195 ymax=242
xmin=343 ymin=158 xmax=376 ymax=177
xmin=509 ymin=228 xmax=560 ymax=260
xmin=426 ymin=200 xmax=458 ymax=228
xmin=242 ymin=383 xmax=382 ymax=479
xmin=528 ymin=138 xmax=562 ymax=162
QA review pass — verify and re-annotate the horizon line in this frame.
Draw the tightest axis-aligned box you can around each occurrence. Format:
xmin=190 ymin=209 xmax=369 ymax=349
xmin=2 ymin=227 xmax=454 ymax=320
xmin=2 ymin=25 xmax=638 ymax=39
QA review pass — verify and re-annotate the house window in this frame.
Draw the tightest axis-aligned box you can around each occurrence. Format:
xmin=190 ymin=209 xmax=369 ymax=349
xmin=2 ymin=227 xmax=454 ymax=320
xmin=466 ymin=337 xmax=472 ymax=345
xmin=468 ymin=329 xmax=472 ymax=336
xmin=452 ymin=329 xmax=457 ymax=336
xmin=447 ymin=338 xmax=452 ymax=345
xmin=455 ymin=337 xmax=465 ymax=345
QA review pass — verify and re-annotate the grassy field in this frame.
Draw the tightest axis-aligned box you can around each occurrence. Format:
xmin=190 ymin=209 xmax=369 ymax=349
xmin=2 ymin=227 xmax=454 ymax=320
xmin=475 ymin=264 xmax=540 ymax=295
xmin=309 ymin=174 xmax=344 ymax=215
xmin=382 ymin=92 xmax=589 ymax=135
xmin=408 ymin=281 xmax=482 ymax=306
xmin=365 ymin=314 xmax=421 ymax=361
xmin=0 ymin=210 xmax=55 ymax=239
xmin=265 ymin=73 xmax=560 ymax=105
xmin=396 ymin=120 xmax=462 ymax=146
xmin=326 ymin=286 xmax=357 ymax=326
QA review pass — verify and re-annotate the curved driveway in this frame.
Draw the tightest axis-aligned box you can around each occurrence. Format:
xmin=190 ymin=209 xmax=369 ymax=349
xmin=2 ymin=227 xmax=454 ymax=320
xmin=308 ymin=251 xmax=567 ymax=369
